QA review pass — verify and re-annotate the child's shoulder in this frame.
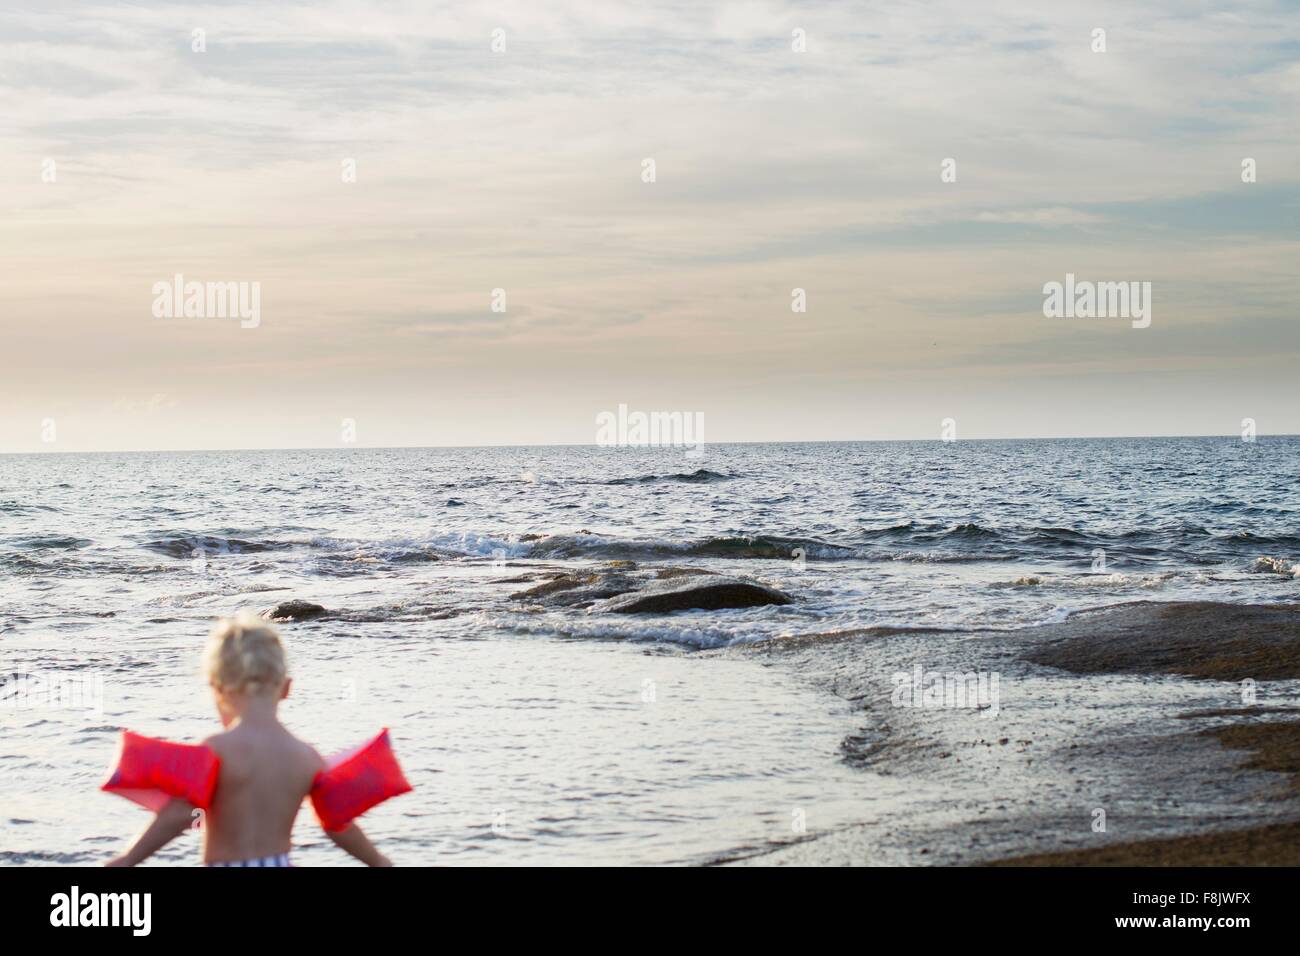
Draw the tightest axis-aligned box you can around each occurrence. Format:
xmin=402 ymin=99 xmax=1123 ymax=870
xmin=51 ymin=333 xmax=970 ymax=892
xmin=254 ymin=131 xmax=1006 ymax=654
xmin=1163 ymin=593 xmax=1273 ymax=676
xmin=297 ymin=738 xmax=327 ymax=774
xmin=200 ymin=729 xmax=234 ymax=754
xmin=275 ymin=728 xmax=326 ymax=775
xmin=203 ymin=727 xmax=325 ymax=777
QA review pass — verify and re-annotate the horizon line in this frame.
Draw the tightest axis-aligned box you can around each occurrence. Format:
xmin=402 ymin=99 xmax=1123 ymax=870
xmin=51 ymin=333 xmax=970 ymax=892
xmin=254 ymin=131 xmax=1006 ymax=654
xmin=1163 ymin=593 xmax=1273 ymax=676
xmin=2 ymin=432 xmax=1293 ymax=457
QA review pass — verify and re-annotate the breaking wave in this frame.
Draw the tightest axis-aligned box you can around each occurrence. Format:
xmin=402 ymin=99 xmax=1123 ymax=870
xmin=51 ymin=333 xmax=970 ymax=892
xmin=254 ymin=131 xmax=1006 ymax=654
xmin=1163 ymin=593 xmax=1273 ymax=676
xmin=602 ymin=468 xmax=737 ymax=485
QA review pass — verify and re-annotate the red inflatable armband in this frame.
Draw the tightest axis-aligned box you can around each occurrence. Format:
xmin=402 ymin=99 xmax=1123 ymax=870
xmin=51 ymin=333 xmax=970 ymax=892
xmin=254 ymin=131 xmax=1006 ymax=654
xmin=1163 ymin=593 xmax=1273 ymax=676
xmin=310 ymin=728 xmax=412 ymax=832
xmin=101 ymin=730 xmax=221 ymax=811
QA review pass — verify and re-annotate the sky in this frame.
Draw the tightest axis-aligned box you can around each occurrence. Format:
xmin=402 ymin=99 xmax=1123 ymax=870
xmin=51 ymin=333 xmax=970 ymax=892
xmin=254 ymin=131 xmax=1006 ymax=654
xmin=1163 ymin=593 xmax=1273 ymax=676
xmin=1 ymin=0 xmax=1298 ymax=452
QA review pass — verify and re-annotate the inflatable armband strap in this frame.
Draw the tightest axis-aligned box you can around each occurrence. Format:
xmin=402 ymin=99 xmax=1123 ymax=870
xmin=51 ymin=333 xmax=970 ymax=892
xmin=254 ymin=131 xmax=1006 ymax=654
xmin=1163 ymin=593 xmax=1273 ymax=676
xmin=101 ymin=730 xmax=221 ymax=811
xmin=310 ymin=728 xmax=412 ymax=832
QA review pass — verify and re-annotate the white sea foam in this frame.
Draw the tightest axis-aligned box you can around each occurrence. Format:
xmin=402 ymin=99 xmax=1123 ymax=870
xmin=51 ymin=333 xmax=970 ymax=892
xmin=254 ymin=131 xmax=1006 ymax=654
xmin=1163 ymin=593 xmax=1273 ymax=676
xmin=1250 ymin=555 xmax=1299 ymax=576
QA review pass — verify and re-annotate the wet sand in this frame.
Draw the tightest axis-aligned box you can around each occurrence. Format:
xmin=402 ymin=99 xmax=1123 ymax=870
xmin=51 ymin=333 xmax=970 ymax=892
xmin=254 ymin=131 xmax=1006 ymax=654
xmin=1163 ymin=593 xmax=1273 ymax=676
xmin=993 ymin=720 xmax=1300 ymax=865
xmin=995 ymin=602 xmax=1300 ymax=865
xmin=728 ymin=600 xmax=1300 ymax=866
xmin=990 ymin=819 xmax=1300 ymax=866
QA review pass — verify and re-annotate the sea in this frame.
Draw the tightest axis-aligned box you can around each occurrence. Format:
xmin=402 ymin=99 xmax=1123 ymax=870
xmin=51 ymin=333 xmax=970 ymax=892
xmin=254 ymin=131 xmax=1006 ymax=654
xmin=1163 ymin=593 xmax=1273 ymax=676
xmin=2 ymin=437 xmax=1297 ymax=865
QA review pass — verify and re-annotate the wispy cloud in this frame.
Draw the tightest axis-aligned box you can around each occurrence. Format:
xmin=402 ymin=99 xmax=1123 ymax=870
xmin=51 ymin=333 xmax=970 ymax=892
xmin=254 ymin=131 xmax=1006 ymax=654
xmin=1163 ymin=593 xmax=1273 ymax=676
xmin=1 ymin=1 xmax=1298 ymax=449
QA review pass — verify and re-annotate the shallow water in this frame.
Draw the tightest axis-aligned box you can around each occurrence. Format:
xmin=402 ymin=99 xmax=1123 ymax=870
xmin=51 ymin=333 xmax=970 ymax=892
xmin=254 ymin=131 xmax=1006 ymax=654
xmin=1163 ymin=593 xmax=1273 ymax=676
xmin=1 ymin=438 xmax=1297 ymax=864
xmin=3 ymin=623 xmax=896 ymax=865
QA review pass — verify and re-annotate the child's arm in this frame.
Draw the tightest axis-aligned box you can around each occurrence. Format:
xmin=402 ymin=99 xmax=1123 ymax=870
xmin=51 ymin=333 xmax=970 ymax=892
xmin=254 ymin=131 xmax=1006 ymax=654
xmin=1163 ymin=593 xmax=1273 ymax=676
xmin=325 ymin=822 xmax=392 ymax=866
xmin=105 ymin=798 xmax=196 ymax=866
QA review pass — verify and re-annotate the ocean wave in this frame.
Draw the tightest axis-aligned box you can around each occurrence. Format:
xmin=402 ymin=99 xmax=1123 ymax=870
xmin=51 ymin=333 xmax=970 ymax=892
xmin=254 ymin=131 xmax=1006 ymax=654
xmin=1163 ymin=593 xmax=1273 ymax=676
xmin=432 ymin=469 xmax=739 ymax=489
xmin=522 ymin=532 xmax=853 ymax=561
xmin=1249 ymin=556 xmax=1299 ymax=577
xmin=860 ymin=521 xmax=1000 ymax=541
xmin=110 ymin=524 xmax=1300 ymax=579
xmin=603 ymin=468 xmax=737 ymax=485
xmin=1 ymin=555 xmax=180 ymax=577
xmin=488 ymin=609 xmax=1070 ymax=648
xmin=859 ymin=521 xmax=923 ymax=537
xmin=945 ymin=522 xmax=1000 ymax=539
xmin=850 ymin=522 xmax=1298 ymax=564
xmin=990 ymin=575 xmax=1045 ymax=587
xmin=489 ymin=610 xmax=789 ymax=649
xmin=138 ymin=532 xmax=298 ymax=559
xmin=0 ymin=554 xmax=59 ymax=574
xmin=860 ymin=522 xmax=1103 ymax=551
xmin=885 ymin=550 xmax=1017 ymax=563
xmin=990 ymin=571 xmax=1178 ymax=590
xmin=0 ymin=501 xmax=58 ymax=514
xmin=1222 ymin=531 xmax=1300 ymax=547
xmin=5 ymin=535 xmax=92 ymax=550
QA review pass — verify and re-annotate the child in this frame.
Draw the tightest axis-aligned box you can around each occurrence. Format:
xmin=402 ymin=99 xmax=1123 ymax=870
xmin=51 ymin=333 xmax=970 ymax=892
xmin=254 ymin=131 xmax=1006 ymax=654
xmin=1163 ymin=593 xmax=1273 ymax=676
xmin=106 ymin=614 xmax=391 ymax=866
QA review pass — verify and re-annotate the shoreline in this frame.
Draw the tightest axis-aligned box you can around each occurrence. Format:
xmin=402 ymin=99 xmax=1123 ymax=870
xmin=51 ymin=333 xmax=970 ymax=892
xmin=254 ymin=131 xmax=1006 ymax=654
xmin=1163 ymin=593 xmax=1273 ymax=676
xmin=993 ymin=601 xmax=1300 ymax=865
xmin=725 ymin=599 xmax=1300 ymax=866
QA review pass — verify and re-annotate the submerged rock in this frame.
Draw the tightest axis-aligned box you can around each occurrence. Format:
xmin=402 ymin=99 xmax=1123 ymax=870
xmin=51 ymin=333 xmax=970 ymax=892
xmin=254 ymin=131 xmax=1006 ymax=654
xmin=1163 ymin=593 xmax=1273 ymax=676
xmin=509 ymin=571 xmax=641 ymax=608
xmin=261 ymin=600 xmax=329 ymax=622
xmin=508 ymin=565 xmax=793 ymax=613
xmin=593 ymin=575 xmax=793 ymax=614
xmin=655 ymin=567 xmax=710 ymax=580
xmin=1022 ymin=601 xmax=1300 ymax=680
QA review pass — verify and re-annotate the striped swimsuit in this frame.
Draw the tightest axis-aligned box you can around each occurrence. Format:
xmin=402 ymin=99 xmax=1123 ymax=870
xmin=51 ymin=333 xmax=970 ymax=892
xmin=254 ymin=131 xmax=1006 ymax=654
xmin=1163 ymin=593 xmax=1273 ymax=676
xmin=208 ymin=852 xmax=292 ymax=867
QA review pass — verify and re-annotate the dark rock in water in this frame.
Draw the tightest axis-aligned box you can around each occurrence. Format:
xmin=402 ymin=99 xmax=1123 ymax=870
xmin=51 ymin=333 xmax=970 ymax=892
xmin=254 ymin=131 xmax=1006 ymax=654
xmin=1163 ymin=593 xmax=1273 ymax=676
xmin=519 ymin=533 xmax=544 ymax=542
xmin=593 ymin=575 xmax=793 ymax=614
xmin=655 ymin=567 xmax=712 ymax=580
xmin=508 ymin=564 xmax=793 ymax=612
xmin=261 ymin=600 xmax=329 ymax=622
xmin=510 ymin=573 xmax=591 ymax=601
xmin=1022 ymin=601 xmax=1300 ymax=680
xmin=510 ymin=571 xmax=641 ymax=609
xmin=390 ymin=549 xmax=441 ymax=563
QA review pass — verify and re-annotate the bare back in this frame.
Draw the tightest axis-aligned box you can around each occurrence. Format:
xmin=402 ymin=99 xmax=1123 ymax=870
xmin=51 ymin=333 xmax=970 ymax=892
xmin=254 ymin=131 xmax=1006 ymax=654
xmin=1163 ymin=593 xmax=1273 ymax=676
xmin=203 ymin=722 xmax=323 ymax=863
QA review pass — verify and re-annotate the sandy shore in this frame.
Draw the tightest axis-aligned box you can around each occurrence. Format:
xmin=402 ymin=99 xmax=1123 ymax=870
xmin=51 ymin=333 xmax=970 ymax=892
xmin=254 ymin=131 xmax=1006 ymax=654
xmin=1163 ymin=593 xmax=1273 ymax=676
xmin=992 ymin=820 xmax=1300 ymax=866
xmin=993 ymin=717 xmax=1300 ymax=864
xmin=723 ymin=600 xmax=1300 ymax=866
xmin=992 ymin=602 xmax=1300 ymax=865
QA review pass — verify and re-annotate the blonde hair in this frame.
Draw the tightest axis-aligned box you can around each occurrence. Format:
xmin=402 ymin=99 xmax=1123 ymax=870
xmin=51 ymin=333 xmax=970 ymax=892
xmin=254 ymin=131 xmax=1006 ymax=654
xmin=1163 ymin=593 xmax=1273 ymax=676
xmin=205 ymin=613 xmax=287 ymax=694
